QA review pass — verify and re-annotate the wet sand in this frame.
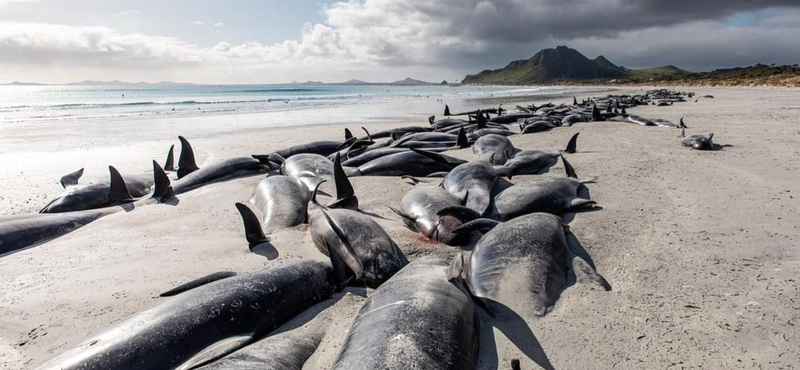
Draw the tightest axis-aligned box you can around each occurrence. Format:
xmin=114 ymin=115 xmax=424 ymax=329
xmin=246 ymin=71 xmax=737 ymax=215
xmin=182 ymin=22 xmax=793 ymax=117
xmin=1 ymin=87 xmax=799 ymax=369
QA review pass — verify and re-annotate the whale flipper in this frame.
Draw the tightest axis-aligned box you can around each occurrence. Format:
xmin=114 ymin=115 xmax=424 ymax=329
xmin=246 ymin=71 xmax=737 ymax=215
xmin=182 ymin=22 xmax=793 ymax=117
xmin=319 ymin=209 xmax=364 ymax=281
xmin=561 ymin=154 xmax=578 ymax=179
xmin=159 ymin=271 xmax=237 ymax=297
xmin=177 ymin=335 xmax=253 ymax=370
xmin=177 ymin=136 xmax=200 ymax=179
xmin=59 ymin=168 xmax=84 ymax=188
xmin=572 ymin=256 xmax=611 ymax=291
xmin=108 ymin=166 xmax=133 ymax=203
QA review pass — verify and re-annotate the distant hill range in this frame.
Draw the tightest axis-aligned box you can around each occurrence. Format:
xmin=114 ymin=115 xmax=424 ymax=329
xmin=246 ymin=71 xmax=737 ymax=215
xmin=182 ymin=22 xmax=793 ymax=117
xmin=334 ymin=77 xmax=436 ymax=86
xmin=462 ymin=46 xmax=800 ymax=87
xmin=3 ymin=78 xmax=441 ymax=87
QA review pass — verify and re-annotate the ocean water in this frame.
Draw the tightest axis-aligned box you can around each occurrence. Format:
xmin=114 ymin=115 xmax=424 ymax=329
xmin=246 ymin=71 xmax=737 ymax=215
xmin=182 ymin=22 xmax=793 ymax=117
xmin=0 ymin=84 xmax=598 ymax=127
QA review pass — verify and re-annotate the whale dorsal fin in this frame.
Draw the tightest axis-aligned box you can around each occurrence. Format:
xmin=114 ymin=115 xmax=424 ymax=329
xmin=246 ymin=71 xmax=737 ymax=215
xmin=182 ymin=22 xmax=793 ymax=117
xmin=344 ymin=128 xmax=353 ymax=141
xmin=476 ymin=110 xmax=486 ymax=130
xmin=177 ymin=136 xmax=200 ymax=179
xmin=152 ymin=160 xmax=173 ymax=202
xmin=456 ymin=127 xmax=468 ymax=148
xmin=108 ymin=166 xmax=133 ymax=203
xmin=428 ymin=115 xmax=435 ymax=125
xmin=60 ymin=168 xmax=84 ymax=188
xmin=234 ymin=202 xmax=270 ymax=250
xmin=444 ymin=105 xmax=451 ymax=116
xmin=564 ymin=132 xmax=579 ymax=154
xmin=329 ymin=153 xmax=358 ymax=210
xmin=164 ymin=145 xmax=175 ymax=171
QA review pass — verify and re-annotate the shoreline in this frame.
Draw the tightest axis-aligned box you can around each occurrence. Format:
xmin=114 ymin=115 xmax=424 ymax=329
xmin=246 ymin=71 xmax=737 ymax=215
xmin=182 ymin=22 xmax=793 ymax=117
xmin=1 ymin=86 xmax=799 ymax=369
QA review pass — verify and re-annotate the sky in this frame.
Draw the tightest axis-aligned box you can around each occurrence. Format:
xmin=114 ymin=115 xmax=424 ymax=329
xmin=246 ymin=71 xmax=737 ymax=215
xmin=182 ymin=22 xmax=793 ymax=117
xmin=1 ymin=0 xmax=800 ymax=84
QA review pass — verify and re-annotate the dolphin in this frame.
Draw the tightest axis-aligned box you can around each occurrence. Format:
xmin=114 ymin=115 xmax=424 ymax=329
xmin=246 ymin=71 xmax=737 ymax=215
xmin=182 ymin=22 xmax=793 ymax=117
xmin=504 ymin=133 xmax=579 ymax=176
xmin=681 ymin=129 xmax=715 ymax=150
xmin=331 ymin=257 xmax=477 ymax=370
xmin=33 ymin=250 xmax=358 ymax=370
xmin=172 ymin=136 xmax=268 ymax=194
xmin=40 ymin=167 xmax=154 ymax=213
xmin=1 ymin=162 xmax=172 ymax=257
xmin=489 ymin=156 xmax=596 ymax=221
xmin=450 ymin=213 xmax=610 ymax=317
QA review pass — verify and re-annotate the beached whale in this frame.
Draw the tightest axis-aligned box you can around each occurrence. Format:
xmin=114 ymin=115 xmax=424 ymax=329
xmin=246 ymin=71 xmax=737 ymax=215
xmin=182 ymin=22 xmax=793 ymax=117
xmin=40 ymin=167 xmax=154 ymax=213
xmin=443 ymin=160 xmax=511 ymax=216
xmin=280 ymin=153 xmax=334 ymax=192
xmin=450 ymin=213 xmax=609 ymax=317
xmin=389 ymin=186 xmax=480 ymax=246
xmin=504 ymin=133 xmax=579 ymax=176
xmin=681 ymin=129 xmax=715 ymax=150
xmin=248 ymin=175 xmax=311 ymax=232
xmin=473 ymin=134 xmax=518 ymax=165
xmin=1 ymin=162 xmax=172 ymax=257
xmin=172 ymin=136 xmax=268 ymax=194
xmin=344 ymin=149 xmax=465 ymax=177
xmin=309 ymin=209 xmax=407 ymax=288
xmin=520 ymin=120 xmax=557 ymax=134
xmin=489 ymin=156 xmax=596 ymax=220
xmin=331 ymin=257 xmax=477 ymax=370
xmin=33 ymin=253 xmax=357 ymax=370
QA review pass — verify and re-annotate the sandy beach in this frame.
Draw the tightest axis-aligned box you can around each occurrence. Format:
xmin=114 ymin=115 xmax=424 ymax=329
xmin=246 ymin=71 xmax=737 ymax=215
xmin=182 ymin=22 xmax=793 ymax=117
xmin=1 ymin=86 xmax=799 ymax=369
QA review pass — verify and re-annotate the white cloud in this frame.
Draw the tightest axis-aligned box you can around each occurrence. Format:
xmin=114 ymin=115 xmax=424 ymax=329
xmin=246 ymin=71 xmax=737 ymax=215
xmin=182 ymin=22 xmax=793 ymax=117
xmin=112 ymin=9 xmax=141 ymax=18
xmin=1 ymin=1 xmax=800 ymax=83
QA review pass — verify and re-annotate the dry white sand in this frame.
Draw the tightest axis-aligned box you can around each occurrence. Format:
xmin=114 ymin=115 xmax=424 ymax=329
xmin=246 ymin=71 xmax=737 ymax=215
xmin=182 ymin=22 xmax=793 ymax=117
xmin=1 ymin=87 xmax=799 ymax=369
